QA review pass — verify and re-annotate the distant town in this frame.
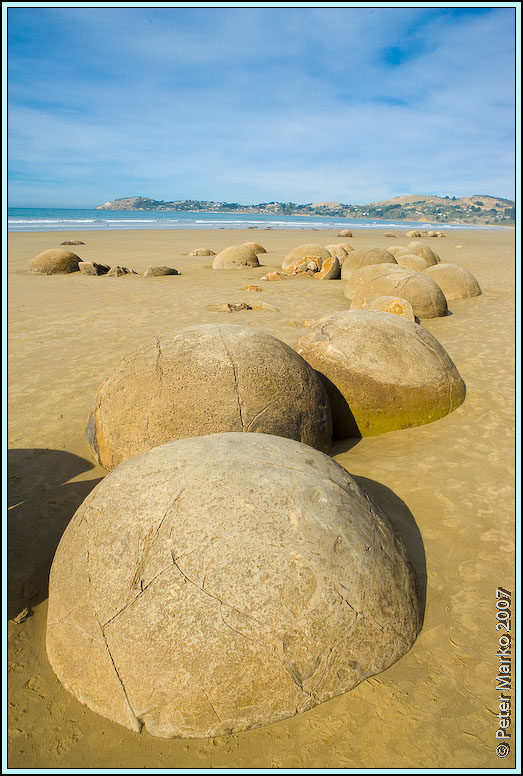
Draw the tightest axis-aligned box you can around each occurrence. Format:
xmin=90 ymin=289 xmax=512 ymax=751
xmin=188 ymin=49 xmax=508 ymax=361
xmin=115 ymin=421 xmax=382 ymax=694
xmin=97 ymin=194 xmax=515 ymax=225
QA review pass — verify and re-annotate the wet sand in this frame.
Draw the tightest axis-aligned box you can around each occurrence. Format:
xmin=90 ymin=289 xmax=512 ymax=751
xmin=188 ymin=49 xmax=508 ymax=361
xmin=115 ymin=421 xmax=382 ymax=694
xmin=7 ymin=227 xmax=515 ymax=768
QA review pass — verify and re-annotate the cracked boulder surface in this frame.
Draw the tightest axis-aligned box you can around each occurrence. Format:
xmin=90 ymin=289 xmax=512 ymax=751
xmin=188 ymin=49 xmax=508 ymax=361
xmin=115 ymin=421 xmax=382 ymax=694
xmin=295 ymin=311 xmax=465 ymax=439
xmin=281 ymin=244 xmax=331 ymax=270
xmin=46 ymin=432 xmax=422 ymax=739
xmin=344 ymin=264 xmax=448 ymax=319
xmin=86 ymin=324 xmax=332 ymax=470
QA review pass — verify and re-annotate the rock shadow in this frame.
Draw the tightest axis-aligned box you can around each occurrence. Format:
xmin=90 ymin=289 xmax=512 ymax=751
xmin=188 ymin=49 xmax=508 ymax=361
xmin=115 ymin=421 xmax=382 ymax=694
xmin=353 ymin=475 xmax=427 ymax=624
xmin=7 ymin=448 xmax=103 ymax=620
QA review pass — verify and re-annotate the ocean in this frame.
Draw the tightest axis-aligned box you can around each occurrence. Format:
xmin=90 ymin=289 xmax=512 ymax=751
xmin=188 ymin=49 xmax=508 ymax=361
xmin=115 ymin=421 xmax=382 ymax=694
xmin=7 ymin=208 xmax=501 ymax=233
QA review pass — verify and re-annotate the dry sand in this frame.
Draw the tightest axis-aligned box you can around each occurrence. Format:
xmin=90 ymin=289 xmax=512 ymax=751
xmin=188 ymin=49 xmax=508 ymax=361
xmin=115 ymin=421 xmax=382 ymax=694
xmin=7 ymin=227 xmax=515 ymax=768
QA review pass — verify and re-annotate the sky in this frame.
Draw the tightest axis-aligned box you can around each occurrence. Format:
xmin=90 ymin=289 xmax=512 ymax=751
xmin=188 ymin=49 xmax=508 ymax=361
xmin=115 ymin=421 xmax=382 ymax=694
xmin=6 ymin=5 xmax=517 ymax=208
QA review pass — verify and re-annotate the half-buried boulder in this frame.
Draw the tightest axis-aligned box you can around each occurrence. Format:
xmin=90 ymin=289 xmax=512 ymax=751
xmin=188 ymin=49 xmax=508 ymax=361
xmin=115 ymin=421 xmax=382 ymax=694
xmin=47 ymin=431 xmax=422 ymax=738
xmin=337 ymin=229 xmax=353 ymax=237
xmin=86 ymin=323 xmax=332 ymax=470
xmin=79 ymin=261 xmax=110 ymax=276
xmin=344 ymin=264 xmax=448 ymax=319
xmin=296 ymin=310 xmax=465 ymax=438
xmin=423 ymin=263 xmax=482 ymax=300
xmin=188 ymin=248 xmax=215 ymax=256
xmin=340 ymin=248 xmax=398 ymax=281
xmin=282 ymin=244 xmax=331 ymax=269
xmin=212 ymin=246 xmax=260 ymax=269
xmin=350 ymin=295 xmax=417 ymax=322
xmin=406 ymin=242 xmax=440 ymax=266
xmin=325 ymin=244 xmax=352 ymax=262
xmin=29 ymin=249 xmax=81 ymax=275
xmin=394 ymin=253 xmax=431 ymax=272
xmin=242 ymin=242 xmax=266 ymax=254
xmin=143 ymin=266 xmax=180 ymax=277
xmin=405 ymin=230 xmax=421 ymax=238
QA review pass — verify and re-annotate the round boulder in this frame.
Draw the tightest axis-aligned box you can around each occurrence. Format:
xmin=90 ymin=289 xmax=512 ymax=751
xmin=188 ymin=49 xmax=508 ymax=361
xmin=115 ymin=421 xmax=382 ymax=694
xmin=188 ymin=248 xmax=215 ymax=256
xmin=296 ymin=311 xmax=465 ymax=438
xmin=212 ymin=246 xmax=259 ymax=269
xmin=337 ymin=229 xmax=353 ymax=237
xmin=394 ymin=253 xmax=431 ymax=272
xmin=340 ymin=248 xmax=398 ymax=280
xmin=350 ymin=295 xmax=416 ymax=322
xmin=86 ymin=324 xmax=332 ymax=470
xmin=242 ymin=242 xmax=266 ymax=254
xmin=405 ymin=230 xmax=421 ymax=238
xmin=28 ymin=249 xmax=81 ymax=275
xmin=344 ymin=264 xmax=448 ymax=319
xmin=143 ymin=266 xmax=180 ymax=277
xmin=407 ymin=242 xmax=440 ymax=266
xmin=423 ymin=263 xmax=482 ymax=300
xmin=282 ymin=244 xmax=331 ymax=270
xmin=47 ymin=431 xmax=422 ymax=738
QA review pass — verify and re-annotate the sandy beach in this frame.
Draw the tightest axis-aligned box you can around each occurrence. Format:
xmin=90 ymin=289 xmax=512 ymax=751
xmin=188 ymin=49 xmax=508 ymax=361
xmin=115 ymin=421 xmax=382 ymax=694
xmin=7 ymin=226 xmax=515 ymax=769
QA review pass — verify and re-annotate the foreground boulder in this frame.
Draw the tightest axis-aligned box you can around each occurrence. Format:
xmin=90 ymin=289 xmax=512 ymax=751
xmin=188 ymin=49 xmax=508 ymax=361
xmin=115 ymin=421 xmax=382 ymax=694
xmin=281 ymin=244 xmax=330 ymax=269
xmin=423 ymin=263 xmax=482 ymax=300
xmin=344 ymin=264 xmax=448 ymax=319
xmin=143 ymin=266 xmax=180 ymax=277
xmin=86 ymin=324 xmax=332 ymax=470
xmin=29 ymin=249 xmax=81 ymax=275
xmin=296 ymin=311 xmax=465 ymax=438
xmin=315 ymin=255 xmax=341 ymax=279
xmin=340 ymin=248 xmax=397 ymax=280
xmin=47 ymin=432 xmax=422 ymax=738
xmin=212 ymin=246 xmax=260 ymax=269
xmin=324 ymin=244 xmax=351 ymax=262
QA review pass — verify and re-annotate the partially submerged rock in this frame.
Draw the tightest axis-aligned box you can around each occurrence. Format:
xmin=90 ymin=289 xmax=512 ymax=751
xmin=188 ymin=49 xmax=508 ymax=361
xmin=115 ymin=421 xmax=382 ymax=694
xmin=242 ymin=284 xmax=263 ymax=291
xmin=405 ymin=230 xmax=422 ymax=238
xmin=188 ymin=248 xmax=215 ymax=256
xmin=281 ymin=244 xmax=330 ymax=270
xmin=29 ymin=249 xmax=81 ymax=275
xmin=242 ymin=242 xmax=266 ymax=254
xmin=340 ymin=248 xmax=397 ymax=281
xmin=60 ymin=240 xmax=85 ymax=245
xmin=406 ymin=242 xmax=440 ymax=266
xmin=423 ymin=263 xmax=482 ymax=300
xmin=212 ymin=246 xmax=260 ymax=269
xmin=47 ymin=432 xmax=422 ymax=738
xmin=337 ymin=229 xmax=353 ymax=237
xmin=143 ymin=266 xmax=180 ymax=277
xmin=106 ymin=266 xmax=138 ymax=277
xmin=344 ymin=264 xmax=448 ymax=319
xmin=324 ymin=244 xmax=351 ymax=262
xmin=394 ymin=253 xmax=431 ymax=272
xmin=351 ymin=295 xmax=417 ymax=321
xmin=86 ymin=323 xmax=332 ymax=470
xmin=79 ymin=261 xmax=110 ymax=276
xmin=384 ymin=232 xmax=396 ymax=238
xmin=296 ymin=310 xmax=465 ymax=438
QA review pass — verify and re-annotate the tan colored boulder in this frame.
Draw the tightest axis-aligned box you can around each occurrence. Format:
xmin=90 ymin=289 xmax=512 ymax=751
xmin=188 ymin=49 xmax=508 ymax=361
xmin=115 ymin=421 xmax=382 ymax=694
xmin=407 ymin=242 xmax=440 ymax=266
xmin=344 ymin=264 xmax=448 ymax=319
xmin=422 ymin=231 xmax=437 ymax=238
xmin=86 ymin=324 xmax=332 ymax=470
xmin=387 ymin=245 xmax=410 ymax=258
xmin=315 ymin=255 xmax=341 ymax=279
xmin=261 ymin=271 xmax=285 ymax=281
xmin=435 ymin=232 xmax=446 ymax=238
xmin=282 ymin=244 xmax=330 ymax=269
xmin=337 ymin=229 xmax=353 ymax=237
xmin=423 ymin=263 xmax=482 ymax=300
xmin=212 ymin=246 xmax=259 ymax=269
xmin=106 ymin=266 xmax=137 ymax=276
xmin=340 ymin=248 xmax=397 ymax=281
xmin=324 ymin=244 xmax=350 ymax=262
xmin=188 ymin=248 xmax=215 ymax=256
xmin=296 ymin=311 xmax=465 ymax=438
xmin=384 ymin=232 xmax=396 ymax=238
xmin=28 ymin=249 xmax=81 ymax=275
xmin=60 ymin=240 xmax=85 ymax=245
xmin=143 ymin=266 xmax=180 ymax=277
xmin=281 ymin=256 xmax=321 ymax=275
xmin=47 ymin=431 xmax=422 ymax=738
xmin=242 ymin=284 xmax=263 ymax=291
xmin=242 ymin=242 xmax=266 ymax=254
xmin=394 ymin=253 xmax=430 ymax=272
xmin=351 ymin=295 xmax=416 ymax=321
xmin=405 ymin=230 xmax=421 ymax=238
xmin=79 ymin=261 xmax=110 ymax=276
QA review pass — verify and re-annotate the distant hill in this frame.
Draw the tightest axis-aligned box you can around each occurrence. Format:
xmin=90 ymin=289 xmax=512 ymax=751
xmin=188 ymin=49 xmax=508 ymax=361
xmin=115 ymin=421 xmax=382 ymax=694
xmin=96 ymin=194 xmax=515 ymax=225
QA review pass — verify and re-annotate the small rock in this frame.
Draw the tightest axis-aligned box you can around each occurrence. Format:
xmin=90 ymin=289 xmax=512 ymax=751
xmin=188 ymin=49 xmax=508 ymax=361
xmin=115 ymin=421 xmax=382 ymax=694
xmin=143 ymin=266 xmax=180 ymax=277
xmin=242 ymin=285 xmax=263 ymax=291
xmin=384 ymin=232 xmax=396 ymax=238
xmin=106 ymin=266 xmax=137 ymax=277
xmin=60 ymin=240 xmax=85 ymax=245
xmin=12 ymin=607 xmax=32 ymax=624
xmin=188 ymin=248 xmax=215 ymax=256
xmin=79 ymin=261 xmax=110 ymax=276
xmin=261 ymin=272 xmax=285 ymax=281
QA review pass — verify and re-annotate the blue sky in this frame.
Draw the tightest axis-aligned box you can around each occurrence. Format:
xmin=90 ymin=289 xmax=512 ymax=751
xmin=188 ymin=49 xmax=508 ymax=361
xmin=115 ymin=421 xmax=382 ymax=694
xmin=7 ymin=5 xmax=516 ymax=207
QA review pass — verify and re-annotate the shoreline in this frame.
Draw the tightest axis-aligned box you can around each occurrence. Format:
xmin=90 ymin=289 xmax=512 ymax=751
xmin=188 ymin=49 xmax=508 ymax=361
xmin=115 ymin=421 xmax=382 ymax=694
xmin=8 ymin=227 xmax=515 ymax=768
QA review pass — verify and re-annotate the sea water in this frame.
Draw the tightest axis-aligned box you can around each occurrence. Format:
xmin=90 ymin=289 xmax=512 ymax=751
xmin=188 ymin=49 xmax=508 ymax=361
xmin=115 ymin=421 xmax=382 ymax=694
xmin=7 ymin=208 xmax=502 ymax=233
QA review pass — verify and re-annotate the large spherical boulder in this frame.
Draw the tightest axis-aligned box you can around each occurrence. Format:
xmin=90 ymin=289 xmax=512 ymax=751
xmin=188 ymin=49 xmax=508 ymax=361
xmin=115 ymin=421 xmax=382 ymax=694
xmin=340 ymin=248 xmax=397 ymax=280
xmin=28 ymin=249 xmax=81 ymax=275
xmin=296 ymin=311 xmax=465 ymax=438
xmin=350 ymin=295 xmax=416 ymax=322
xmin=47 ymin=432 xmax=422 ymax=738
xmin=324 ymin=244 xmax=351 ymax=262
xmin=423 ymin=263 xmax=482 ymax=300
xmin=212 ymin=246 xmax=259 ymax=269
xmin=394 ymin=253 xmax=431 ymax=272
xmin=344 ymin=264 xmax=448 ymax=319
xmin=87 ymin=324 xmax=332 ymax=470
xmin=242 ymin=242 xmax=266 ymax=254
xmin=282 ymin=244 xmax=331 ymax=269
xmin=407 ymin=242 xmax=440 ymax=266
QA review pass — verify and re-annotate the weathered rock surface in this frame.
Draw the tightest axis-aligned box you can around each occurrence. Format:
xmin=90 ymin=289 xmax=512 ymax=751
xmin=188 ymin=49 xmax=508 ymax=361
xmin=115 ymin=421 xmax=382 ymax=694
xmin=242 ymin=242 xmax=266 ymax=254
xmin=405 ymin=230 xmax=421 ymax=238
xmin=106 ymin=266 xmax=138 ymax=277
xmin=337 ymin=229 xmax=353 ymax=237
xmin=60 ymin=240 xmax=85 ymax=245
xmin=340 ymin=248 xmax=398 ymax=281
xmin=325 ymin=244 xmax=350 ymax=262
xmin=315 ymin=255 xmax=341 ymax=280
xmin=350 ymin=295 xmax=416 ymax=321
xmin=344 ymin=264 xmax=448 ymax=319
xmin=47 ymin=432 xmax=422 ymax=738
xmin=423 ymin=263 xmax=482 ymax=300
xmin=79 ymin=261 xmax=111 ymax=276
xmin=384 ymin=232 xmax=396 ymax=238
xmin=296 ymin=310 xmax=465 ymax=438
xmin=406 ymin=242 xmax=440 ymax=266
xmin=86 ymin=323 xmax=332 ymax=470
xmin=212 ymin=246 xmax=260 ymax=269
xmin=188 ymin=248 xmax=215 ymax=256
xmin=143 ymin=266 xmax=180 ymax=277
xmin=394 ymin=253 xmax=431 ymax=272
xmin=29 ymin=249 xmax=81 ymax=275
xmin=281 ymin=244 xmax=331 ymax=270
xmin=242 ymin=285 xmax=263 ymax=291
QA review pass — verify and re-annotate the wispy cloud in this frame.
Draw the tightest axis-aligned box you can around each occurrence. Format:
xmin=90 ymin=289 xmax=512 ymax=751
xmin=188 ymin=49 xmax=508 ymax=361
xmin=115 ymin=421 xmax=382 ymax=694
xmin=7 ymin=6 xmax=515 ymax=206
